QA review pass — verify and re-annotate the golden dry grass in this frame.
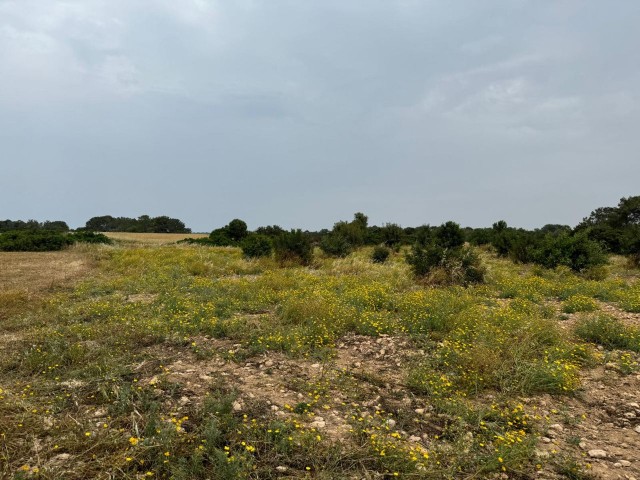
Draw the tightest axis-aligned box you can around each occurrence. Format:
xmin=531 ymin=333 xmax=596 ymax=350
xmin=102 ymin=232 xmax=208 ymax=244
xmin=0 ymin=248 xmax=90 ymax=293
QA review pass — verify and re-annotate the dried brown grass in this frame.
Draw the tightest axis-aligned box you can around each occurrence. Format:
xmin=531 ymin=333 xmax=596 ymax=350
xmin=103 ymin=232 xmax=208 ymax=244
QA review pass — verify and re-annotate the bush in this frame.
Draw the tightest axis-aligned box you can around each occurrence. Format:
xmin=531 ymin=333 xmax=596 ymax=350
xmin=0 ymin=230 xmax=73 ymax=252
xmin=406 ymin=222 xmax=485 ymax=286
xmin=319 ymin=234 xmax=352 ymax=257
xmin=532 ymin=232 xmax=607 ymax=272
xmin=241 ymin=234 xmax=272 ymax=258
xmin=371 ymin=245 xmax=391 ymax=264
xmin=273 ymin=230 xmax=313 ymax=265
xmin=227 ymin=219 xmax=248 ymax=242
xmin=208 ymin=229 xmax=234 ymax=246
xmin=69 ymin=231 xmax=113 ymax=244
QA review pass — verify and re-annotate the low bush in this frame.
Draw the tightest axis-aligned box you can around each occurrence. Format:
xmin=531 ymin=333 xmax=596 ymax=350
xmin=69 ymin=231 xmax=113 ymax=244
xmin=319 ymin=234 xmax=352 ymax=257
xmin=273 ymin=229 xmax=313 ymax=266
xmin=532 ymin=232 xmax=607 ymax=272
xmin=371 ymin=245 xmax=391 ymax=263
xmin=406 ymin=222 xmax=485 ymax=285
xmin=240 ymin=234 xmax=272 ymax=258
xmin=0 ymin=230 xmax=73 ymax=251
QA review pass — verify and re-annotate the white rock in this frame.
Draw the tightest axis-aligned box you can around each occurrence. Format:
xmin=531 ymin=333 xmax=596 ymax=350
xmin=619 ymin=460 xmax=631 ymax=467
xmin=634 ymin=425 xmax=640 ymax=434
xmin=549 ymin=423 xmax=564 ymax=432
xmin=232 ymin=401 xmax=243 ymax=412
xmin=276 ymin=466 xmax=288 ymax=472
xmin=408 ymin=435 xmax=421 ymax=442
xmin=541 ymin=437 xmax=552 ymax=443
xmin=588 ymin=449 xmax=607 ymax=459
xmin=386 ymin=419 xmax=397 ymax=428
xmin=415 ymin=408 xmax=424 ymax=415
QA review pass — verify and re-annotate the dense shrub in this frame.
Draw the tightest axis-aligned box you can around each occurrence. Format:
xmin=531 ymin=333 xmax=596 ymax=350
xmin=532 ymin=232 xmax=606 ymax=272
xmin=227 ymin=219 xmax=248 ymax=242
xmin=371 ymin=245 xmax=391 ymax=263
xmin=69 ymin=231 xmax=113 ymax=244
xmin=0 ymin=219 xmax=69 ymax=233
xmin=435 ymin=221 xmax=465 ymax=249
xmin=0 ymin=230 xmax=73 ymax=251
xmin=273 ymin=229 xmax=313 ymax=265
xmin=84 ymin=215 xmax=190 ymax=233
xmin=406 ymin=222 xmax=485 ymax=285
xmin=241 ymin=234 xmax=272 ymax=258
xmin=208 ymin=229 xmax=234 ymax=246
xmin=380 ymin=223 xmax=404 ymax=248
xmin=320 ymin=234 xmax=352 ymax=257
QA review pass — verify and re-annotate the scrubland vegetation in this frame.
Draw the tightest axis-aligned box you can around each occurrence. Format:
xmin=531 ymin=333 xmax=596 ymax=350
xmin=1 ymin=236 xmax=639 ymax=479
xmin=1 ymin=196 xmax=639 ymax=479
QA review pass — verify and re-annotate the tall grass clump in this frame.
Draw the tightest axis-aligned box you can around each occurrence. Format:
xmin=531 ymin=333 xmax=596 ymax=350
xmin=574 ymin=314 xmax=640 ymax=351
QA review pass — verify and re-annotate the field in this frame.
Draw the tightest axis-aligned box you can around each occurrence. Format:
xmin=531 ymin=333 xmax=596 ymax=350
xmin=1 ymin=239 xmax=640 ymax=479
xmin=102 ymin=232 xmax=209 ymax=244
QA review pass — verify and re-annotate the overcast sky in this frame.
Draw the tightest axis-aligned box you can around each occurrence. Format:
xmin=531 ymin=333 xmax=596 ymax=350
xmin=1 ymin=1 xmax=639 ymax=231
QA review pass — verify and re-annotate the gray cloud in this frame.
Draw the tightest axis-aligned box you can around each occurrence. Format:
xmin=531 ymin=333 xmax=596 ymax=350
xmin=1 ymin=0 xmax=639 ymax=231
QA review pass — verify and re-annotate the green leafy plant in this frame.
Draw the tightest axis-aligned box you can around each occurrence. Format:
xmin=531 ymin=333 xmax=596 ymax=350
xmin=241 ymin=234 xmax=272 ymax=258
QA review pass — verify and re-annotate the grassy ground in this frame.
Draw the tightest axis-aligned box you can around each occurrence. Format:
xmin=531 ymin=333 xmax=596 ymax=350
xmin=1 ymin=240 xmax=639 ymax=479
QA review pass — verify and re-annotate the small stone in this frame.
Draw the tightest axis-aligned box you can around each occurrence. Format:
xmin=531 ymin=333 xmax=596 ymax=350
xmin=408 ymin=435 xmax=421 ymax=442
xmin=627 ymin=402 xmax=640 ymax=409
xmin=232 ymin=401 xmax=243 ymax=412
xmin=92 ymin=408 xmax=107 ymax=418
xmin=264 ymin=360 xmax=274 ymax=368
xmin=620 ymin=460 xmax=632 ymax=467
xmin=549 ymin=423 xmax=563 ymax=432
xmin=588 ymin=449 xmax=607 ymax=459
xmin=614 ymin=463 xmax=622 ymax=468
xmin=415 ymin=408 xmax=424 ymax=415
xmin=179 ymin=396 xmax=190 ymax=406
xmin=270 ymin=405 xmax=279 ymax=412
xmin=310 ymin=363 xmax=321 ymax=369
xmin=276 ymin=466 xmax=287 ymax=472
xmin=635 ymin=425 xmax=640 ymax=434
xmin=541 ymin=437 xmax=552 ymax=443
xmin=310 ymin=420 xmax=326 ymax=429
xmin=386 ymin=419 xmax=397 ymax=428
xmin=52 ymin=453 xmax=70 ymax=463
xmin=579 ymin=441 xmax=588 ymax=450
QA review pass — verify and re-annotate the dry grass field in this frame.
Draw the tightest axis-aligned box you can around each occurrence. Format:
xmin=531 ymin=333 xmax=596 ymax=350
xmin=103 ymin=232 xmax=209 ymax=244
xmin=0 ymin=248 xmax=91 ymax=294
xmin=1 ymin=243 xmax=639 ymax=479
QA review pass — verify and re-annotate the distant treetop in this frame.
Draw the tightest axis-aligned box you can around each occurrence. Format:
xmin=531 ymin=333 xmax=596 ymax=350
xmin=84 ymin=215 xmax=191 ymax=233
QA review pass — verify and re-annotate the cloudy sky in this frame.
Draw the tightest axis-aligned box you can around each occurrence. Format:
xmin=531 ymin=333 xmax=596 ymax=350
xmin=1 ymin=1 xmax=639 ymax=231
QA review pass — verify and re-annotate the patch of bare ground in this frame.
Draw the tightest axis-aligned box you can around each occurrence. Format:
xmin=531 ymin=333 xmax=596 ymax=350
xmin=140 ymin=334 xmax=430 ymax=446
xmin=534 ymin=365 xmax=640 ymax=480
